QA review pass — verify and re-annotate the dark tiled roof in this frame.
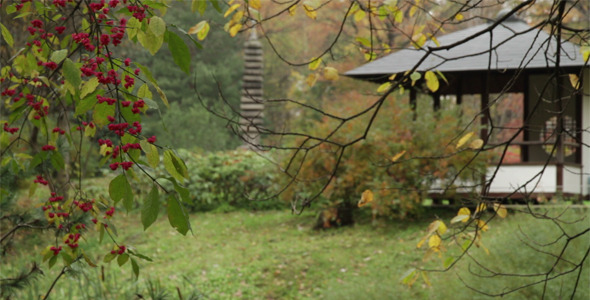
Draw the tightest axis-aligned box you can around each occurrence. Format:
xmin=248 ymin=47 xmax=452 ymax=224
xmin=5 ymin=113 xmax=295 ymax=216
xmin=345 ymin=20 xmax=586 ymax=80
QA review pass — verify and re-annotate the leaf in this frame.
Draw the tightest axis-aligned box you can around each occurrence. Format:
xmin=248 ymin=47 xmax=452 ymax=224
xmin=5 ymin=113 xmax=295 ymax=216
xmin=191 ymin=0 xmax=207 ymax=15
xmin=62 ymin=58 xmax=81 ymax=90
xmin=188 ymin=21 xmax=206 ymax=35
xmin=308 ymin=58 xmax=322 ymax=71
xmin=357 ymin=189 xmax=374 ymax=208
xmin=50 ymin=49 xmax=67 ymax=64
xmin=229 ymin=24 xmax=242 ymax=37
xmin=443 ymin=257 xmax=454 ymax=268
xmin=354 ymin=10 xmax=365 ymax=23
xmin=437 ymin=221 xmax=447 ymax=235
xmin=424 ymin=71 xmax=439 ymax=92
xmin=581 ymin=46 xmax=590 ymax=63
xmin=137 ymin=84 xmax=153 ymax=100
xmin=131 ymin=258 xmax=140 ymax=280
xmin=401 ymin=268 xmax=416 ymax=285
xmin=109 ymin=174 xmax=134 ymax=211
xmin=224 ymin=3 xmax=241 ymax=18
xmin=305 ymin=73 xmax=317 ymax=87
xmin=377 ymin=82 xmax=392 ymax=93
xmin=410 ymin=71 xmax=421 ymax=82
xmin=154 ymin=85 xmax=169 ymax=108
xmin=141 ymin=185 xmax=160 ymax=230
xmin=412 ymin=34 xmax=427 ymax=49
xmin=197 ymin=22 xmax=210 ymax=41
xmin=303 ymin=4 xmax=317 ymax=19
xmin=1 ymin=23 xmax=14 ymax=47
xmin=167 ymin=194 xmax=189 ymax=235
xmin=475 ymin=202 xmax=487 ymax=214
xmin=421 ymin=271 xmax=431 ymax=286
xmin=477 ymin=220 xmax=488 ymax=232
xmin=391 ymin=150 xmax=406 ymax=162
xmin=149 ymin=16 xmax=166 ymax=37
xmin=493 ymin=203 xmax=507 ymax=218
xmin=288 ymin=4 xmax=297 ymax=16
xmin=80 ymin=77 xmax=99 ymax=99
xmin=249 ymin=0 xmax=261 ymax=10
xmin=356 ymin=37 xmax=371 ymax=47
xmin=469 ymin=138 xmax=484 ymax=149
xmin=569 ymin=74 xmax=580 ymax=90
xmin=323 ymin=67 xmax=339 ymax=81
xmin=428 ymin=235 xmax=441 ymax=248
xmin=126 ymin=17 xmax=140 ymax=39
xmin=140 ymin=139 xmax=159 ymax=168
xmin=455 ymin=13 xmax=464 ymax=21
xmin=456 ymin=132 xmax=474 ymax=148
xmin=450 ymin=214 xmax=469 ymax=224
xmin=117 ymin=253 xmax=129 ymax=266
xmin=167 ymin=31 xmax=191 ymax=75
xmin=209 ymin=0 xmax=222 ymax=12
xmin=163 ymin=150 xmax=188 ymax=182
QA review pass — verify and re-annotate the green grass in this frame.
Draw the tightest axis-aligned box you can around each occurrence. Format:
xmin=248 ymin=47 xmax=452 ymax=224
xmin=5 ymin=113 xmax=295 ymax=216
xmin=2 ymin=206 xmax=589 ymax=299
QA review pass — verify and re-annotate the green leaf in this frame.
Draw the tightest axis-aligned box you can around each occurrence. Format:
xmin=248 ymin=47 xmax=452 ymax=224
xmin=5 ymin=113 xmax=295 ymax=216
xmin=410 ymin=71 xmax=421 ymax=82
xmin=92 ymin=101 xmax=116 ymax=127
xmin=80 ymin=77 xmax=99 ymax=99
xmin=154 ymin=85 xmax=169 ymax=108
xmin=443 ymin=256 xmax=454 ymax=268
xmin=167 ymin=31 xmax=191 ymax=75
xmin=172 ymin=179 xmax=190 ymax=204
xmin=50 ymin=151 xmax=65 ymax=171
xmin=141 ymin=185 xmax=160 ymax=230
xmin=48 ymin=255 xmax=58 ymax=269
xmin=163 ymin=150 xmax=188 ymax=182
xmin=137 ymin=84 xmax=152 ymax=99
xmin=192 ymin=0 xmax=207 ymax=14
xmin=126 ymin=17 xmax=140 ymax=39
xmin=209 ymin=0 xmax=222 ymax=12
xmin=131 ymin=258 xmax=140 ymax=280
xmin=50 ymin=49 xmax=67 ymax=64
xmin=62 ymin=58 xmax=81 ymax=90
xmin=167 ymin=194 xmax=189 ymax=235
xmin=128 ymin=250 xmax=153 ymax=262
xmin=1 ymin=23 xmax=14 ymax=47
xmin=140 ymin=139 xmax=159 ymax=168
xmin=149 ymin=16 xmax=166 ymax=37
xmin=103 ymin=253 xmax=116 ymax=263
xmin=109 ymin=174 xmax=134 ymax=211
xmin=137 ymin=28 xmax=164 ymax=55
xmin=117 ymin=253 xmax=129 ymax=266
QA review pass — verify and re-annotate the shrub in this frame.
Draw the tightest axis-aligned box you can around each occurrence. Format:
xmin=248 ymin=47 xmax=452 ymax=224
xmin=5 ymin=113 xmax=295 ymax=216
xmin=140 ymin=149 xmax=282 ymax=212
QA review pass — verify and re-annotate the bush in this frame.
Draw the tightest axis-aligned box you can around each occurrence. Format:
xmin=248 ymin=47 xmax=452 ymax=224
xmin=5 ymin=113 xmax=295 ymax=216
xmin=278 ymin=94 xmax=493 ymax=225
xmin=141 ymin=149 xmax=282 ymax=212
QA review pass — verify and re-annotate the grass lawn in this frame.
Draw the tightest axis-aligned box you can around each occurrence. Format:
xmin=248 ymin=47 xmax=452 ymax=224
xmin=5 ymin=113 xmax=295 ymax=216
xmin=2 ymin=206 xmax=589 ymax=299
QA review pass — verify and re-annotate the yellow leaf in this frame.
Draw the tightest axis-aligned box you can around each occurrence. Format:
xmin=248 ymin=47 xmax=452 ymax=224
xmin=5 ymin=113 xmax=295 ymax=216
xmin=569 ymin=74 xmax=580 ymax=89
xmin=306 ymin=73 xmax=317 ymax=87
xmin=450 ymin=214 xmax=469 ymax=224
xmin=493 ymin=203 xmax=507 ymax=218
xmin=421 ymin=271 xmax=431 ymax=286
xmin=358 ymin=189 xmax=374 ymax=207
xmin=224 ymin=3 xmax=241 ymax=18
xmin=249 ymin=0 xmax=261 ymax=10
xmin=437 ymin=221 xmax=447 ymax=235
xmin=377 ymin=82 xmax=392 ymax=93
xmin=477 ymin=220 xmax=488 ymax=232
xmin=475 ymin=202 xmax=487 ymax=214
xmin=394 ymin=10 xmax=403 ymax=23
xmin=456 ymin=132 xmax=474 ymax=148
xmin=391 ymin=150 xmax=406 ymax=162
xmin=188 ymin=20 xmax=207 ymax=35
xmin=428 ymin=234 xmax=441 ymax=248
xmin=469 ymin=138 xmax=484 ymax=149
xmin=354 ymin=10 xmax=366 ymax=23
xmin=409 ymin=5 xmax=417 ymax=17
xmin=197 ymin=22 xmax=210 ymax=41
xmin=308 ymin=58 xmax=322 ymax=71
xmin=388 ymin=74 xmax=397 ymax=81
xmin=457 ymin=207 xmax=470 ymax=219
xmin=426 ymin=220 xmax=440 ymax=235
xmin=424 ymin=71 xmax=439 ymax=92
xmin=455 ymin=13 xmax=464 ymax=21
xmin=303 ymin=4 xmax=317 ymax=19
xmin=412 ymin=33 xmax=426 ymax=49
xmin=416 ymin=237 xmax=426 ymax=248
xmin=229 ymin=24 xmax=242 ymax=37
xmin=430 ymin=35 xmax=440 ymax=47
xmin=288 ymin=4 xmax=297 ymax=16
xmin=323 ymin=67 xmax=339 ymax=81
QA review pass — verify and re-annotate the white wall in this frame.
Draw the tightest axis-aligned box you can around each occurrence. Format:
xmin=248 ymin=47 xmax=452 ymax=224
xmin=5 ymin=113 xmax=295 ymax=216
xmin=487 ymin=165 xmax=556 ymax=194
xmin=582 ymin=68 xmax=590 ymax=197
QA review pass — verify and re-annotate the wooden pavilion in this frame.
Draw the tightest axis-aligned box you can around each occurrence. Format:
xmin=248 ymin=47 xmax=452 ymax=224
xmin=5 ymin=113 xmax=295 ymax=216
xmin=345 ymin=15 xmax=589 ymax=200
